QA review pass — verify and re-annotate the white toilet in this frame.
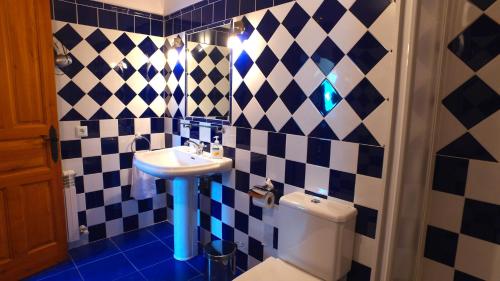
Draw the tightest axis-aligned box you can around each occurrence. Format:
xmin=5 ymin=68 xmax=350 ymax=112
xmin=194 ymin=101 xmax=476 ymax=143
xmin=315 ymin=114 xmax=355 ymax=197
xmin=235 ymin=192 xmax=357 ymax=281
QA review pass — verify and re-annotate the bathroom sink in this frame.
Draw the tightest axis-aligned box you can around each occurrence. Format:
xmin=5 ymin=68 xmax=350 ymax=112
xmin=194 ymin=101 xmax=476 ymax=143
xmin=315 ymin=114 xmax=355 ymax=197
xmin=133 ymin=145 xmax=232 ymax=261
xmin=133 ymin=146 xmax=232 ymax=179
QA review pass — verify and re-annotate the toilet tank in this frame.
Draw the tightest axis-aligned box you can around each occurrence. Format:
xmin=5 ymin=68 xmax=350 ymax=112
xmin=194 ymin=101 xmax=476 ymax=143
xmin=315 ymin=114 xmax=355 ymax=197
xmin=278 ymin=192 xmax=357 ymax=281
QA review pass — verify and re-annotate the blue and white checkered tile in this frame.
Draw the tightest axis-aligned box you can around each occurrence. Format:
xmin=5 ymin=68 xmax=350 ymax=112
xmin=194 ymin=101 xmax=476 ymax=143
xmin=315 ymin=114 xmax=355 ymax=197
xmin=59 ymin=118 xmax=170 ymax=244
xmin=165 ymin=34 xmax=187 ymax=119
xmin=226 ymin=0 xmax=396 ymax=147
xmin=422 ymin=1 xmax=500 ymax=280
xmin=186 ymin=42 xmax=231 ymax=118
xmin=53 ymin=21 xmax=167 ymax=121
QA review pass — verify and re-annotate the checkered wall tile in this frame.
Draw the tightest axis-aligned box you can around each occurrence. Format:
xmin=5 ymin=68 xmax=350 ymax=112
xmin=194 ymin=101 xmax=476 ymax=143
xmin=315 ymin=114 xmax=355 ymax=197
xmin=422 ymin=1 xmax=499 ymax=280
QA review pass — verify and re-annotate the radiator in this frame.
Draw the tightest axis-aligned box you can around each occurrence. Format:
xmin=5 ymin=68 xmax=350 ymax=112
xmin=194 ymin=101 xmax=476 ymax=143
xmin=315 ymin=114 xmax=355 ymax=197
xmin=62 ymin=170 xmax=80 ymax=242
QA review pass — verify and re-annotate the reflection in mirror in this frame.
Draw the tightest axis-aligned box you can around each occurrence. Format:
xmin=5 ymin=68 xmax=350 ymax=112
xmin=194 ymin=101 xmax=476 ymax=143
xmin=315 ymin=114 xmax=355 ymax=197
xmin=186 ymin=23 xmax=231 ymax=121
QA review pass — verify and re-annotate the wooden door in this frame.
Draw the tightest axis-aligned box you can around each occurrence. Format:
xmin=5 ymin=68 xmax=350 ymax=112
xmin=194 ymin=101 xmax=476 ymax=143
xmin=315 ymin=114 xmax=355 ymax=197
xmin=0 ymin=0 xmax=68 ymax=279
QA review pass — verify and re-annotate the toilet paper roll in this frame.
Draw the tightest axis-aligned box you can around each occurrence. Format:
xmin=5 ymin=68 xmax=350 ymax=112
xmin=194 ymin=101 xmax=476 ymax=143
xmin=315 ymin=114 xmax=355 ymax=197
xmin=251 ymin=191 xmax=275 ymax=208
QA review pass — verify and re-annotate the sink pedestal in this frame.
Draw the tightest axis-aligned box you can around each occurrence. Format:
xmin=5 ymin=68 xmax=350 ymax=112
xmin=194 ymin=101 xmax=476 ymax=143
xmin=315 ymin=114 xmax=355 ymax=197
xmin=172 ymin=177 xmax=198 ymax=261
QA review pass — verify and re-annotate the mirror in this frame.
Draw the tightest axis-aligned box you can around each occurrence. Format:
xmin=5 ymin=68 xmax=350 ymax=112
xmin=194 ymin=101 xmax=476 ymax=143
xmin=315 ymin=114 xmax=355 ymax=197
xmin=185 ymin=23 xmax=231 ymax=121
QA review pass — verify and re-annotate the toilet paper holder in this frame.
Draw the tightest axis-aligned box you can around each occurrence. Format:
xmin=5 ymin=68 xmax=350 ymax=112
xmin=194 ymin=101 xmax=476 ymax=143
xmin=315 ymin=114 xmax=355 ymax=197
xmin=249 ymin=178 xmax=275 ymax=208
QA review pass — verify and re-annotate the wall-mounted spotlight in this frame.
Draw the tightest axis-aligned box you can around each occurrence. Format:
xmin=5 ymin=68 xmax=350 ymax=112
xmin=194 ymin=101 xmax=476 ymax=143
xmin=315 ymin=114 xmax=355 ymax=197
xmin=228 ymin=21 xmax=245 ymax=49
xmin=167 ymin=35 xmax=184 ymax=61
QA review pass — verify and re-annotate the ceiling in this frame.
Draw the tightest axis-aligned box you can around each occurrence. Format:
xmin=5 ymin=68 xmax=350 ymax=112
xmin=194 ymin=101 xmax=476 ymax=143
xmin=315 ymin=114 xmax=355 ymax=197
xmin=96 ymin=0 xmax=200 ymax=16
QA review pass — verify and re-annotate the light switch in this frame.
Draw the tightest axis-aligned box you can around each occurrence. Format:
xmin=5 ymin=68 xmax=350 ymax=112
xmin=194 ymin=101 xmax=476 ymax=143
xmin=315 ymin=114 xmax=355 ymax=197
xmin=76 ymin=126 xmax=88 ymax=138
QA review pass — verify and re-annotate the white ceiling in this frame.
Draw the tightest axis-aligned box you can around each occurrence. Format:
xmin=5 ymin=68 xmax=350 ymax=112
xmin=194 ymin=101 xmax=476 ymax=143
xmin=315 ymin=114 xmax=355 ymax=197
xmin=96 ymin=0 xmax=200 ymax=16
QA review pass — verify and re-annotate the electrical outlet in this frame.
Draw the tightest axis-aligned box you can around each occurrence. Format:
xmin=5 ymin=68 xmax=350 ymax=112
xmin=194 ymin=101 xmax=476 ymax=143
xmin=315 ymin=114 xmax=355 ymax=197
xmin=235 ymin=240 xmax=247 ymax=250
xmin=76 ymin=126 xmax=88 ymax=137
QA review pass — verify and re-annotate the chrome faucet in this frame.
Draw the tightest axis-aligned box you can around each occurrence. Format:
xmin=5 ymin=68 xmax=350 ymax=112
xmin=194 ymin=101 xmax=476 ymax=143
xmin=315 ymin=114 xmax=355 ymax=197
xmin=184 ymin=140 xmax=206 ymax=155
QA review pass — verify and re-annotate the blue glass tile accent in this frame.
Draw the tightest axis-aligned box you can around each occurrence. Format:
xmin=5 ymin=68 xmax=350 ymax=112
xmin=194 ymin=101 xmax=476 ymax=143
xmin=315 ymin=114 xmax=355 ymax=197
xmin=124 ymin=241 xmax=172 ymax=270
xmin=432 ymin=155 xmax=469 ymax=196
xmin=448 ymin=15 xmax=499 ymax=71
xmin=235 ymin=170 xmax=250 ymax=193
xmin=88 ymin=83 xmax=112 ymax=105
xmin=469 ymin=0 xmax=496 ymax=10
xmin=280 ymin=81 xmax=307 ymax=114
xmin=118 ymin=13 xmax=134 ymax=32
xmin=282 ymin=3 xmax=310 ymax=38
xmin=357 ymin=144 xmax=384 ymax=178
xmin=267 ymin=132 xmax=286 ymax=158
xmin=347 ymin=261 xmax=372 ymax=281
xmin=354 ymin=204 xmax=378 ymax=238
xmin=438 ymin=132 xmax=496 ymax=162
xmin=105 ymin=202 xmax=122 ymax=221
xmin=329 ymin=170 xmax=356 ymax=201
xmin=285 ymin=160 xmax=306 ymax=188
xmin=442 ymin=76 xmax=499 ymax=129
xmin=346 ymin=78 xmax=385 ymax=120
xmin=115 ymin=84 xmax=135 ymax=105
xmin=235 ymin=210 xmax=249 ymax=233
xmin=255 ymin=81 xmax=278 ymax=112
xmin=234 ymin=50 xmax=254 ymax=78
xmin=313 ymin=0 xmax=346 ymax=33
xmin=54 ymin=24 xmax=83 ymax=50
xmin=54 ymin=0 xmax=77 ymax=23
xmin=234 ymin=83 xmax=253 ymax=110
xmin=307 ymin=137 xmax=331 ymax=167
xmin=140 ymin=258 xmax=199 ymax=281
xmin=310 ymin=79 xmax=342 ymax=116
xmin=348 ymin=32 xmax=388 ymax=74
xmin=77 ymin=5 xmax=98 ymax=26
xmin=248 ymin=237 xmax=263 ymax=261
xmin=99 ymin=9 xmax=117 ymax=29
xmin=61 ymin=140 xmax=82 ymax=159
xmin=79 ymin=253 xmax=135 ymax=280
xmin=138 ymin=37 xmax=158 ymax=57
xmin=424 ymin=225 xmax=458 ymax=266
xmin=85 ymin=190 xmax=104 ymax=209
xmin=87 ymin=56 xmax=111 ymax=79
xmin=256 ymin=46 xmax=279 ymax=77
xmin=59 ymin=81 xmax=85 ymax=106
xmin=123 ymin=215 xmax=139 ymax=231
xmin=83 ymin=156 xmax=102 ymax=174
xmin=311 ymin=38 xmax=344 ymax=75
xmin=173 ymin=63 xmax=185 ymax=80
xmin=201 ymin=4 xmax=214 ymax=26
xmin=344 ymin=123 xmax=380 ymax=146
xmin=213 ymin=1 xmax=226 ymax=22
xmin=111 ymin=228 xmax=157 ymax=251
xmin=280 ymin=118 xmax=304 ymax=135
xmin=114 ymin=33 xmax=136 ymax=55
xmin=350 ymin=0 xmax=391 ymax=28
xmin=461 ymin=199 xmax=500 ymax=245
xmin=310 ymin=120 xmax=338 ymax=140
xmin=103 ymin=171 xmax=120 ymax=188
xmin=281 ymin=42 xmax=308 ymax=76
xmin=135 ymin=17 xmax=151 ymax=35
xmin=227 ymin=0 xmax=240 ymax=19
xmin=250 ymin=152 xmax=267 ymax=177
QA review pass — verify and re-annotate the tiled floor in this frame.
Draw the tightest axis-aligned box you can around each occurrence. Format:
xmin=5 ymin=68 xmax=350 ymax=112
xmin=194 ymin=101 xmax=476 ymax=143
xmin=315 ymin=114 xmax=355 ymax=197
xmin=25 ymin=222 xmax=210 ymax=281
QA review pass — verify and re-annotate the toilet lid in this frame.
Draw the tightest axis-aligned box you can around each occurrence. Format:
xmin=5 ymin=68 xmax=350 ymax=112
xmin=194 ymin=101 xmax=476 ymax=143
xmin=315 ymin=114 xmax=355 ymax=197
xmin=234 ymin=257 xmax=322 ymax=281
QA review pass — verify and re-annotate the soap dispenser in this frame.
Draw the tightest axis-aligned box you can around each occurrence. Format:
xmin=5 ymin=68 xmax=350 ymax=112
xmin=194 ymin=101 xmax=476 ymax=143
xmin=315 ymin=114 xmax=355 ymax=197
xmin=210 ymin=136 xmax=223 ymax=159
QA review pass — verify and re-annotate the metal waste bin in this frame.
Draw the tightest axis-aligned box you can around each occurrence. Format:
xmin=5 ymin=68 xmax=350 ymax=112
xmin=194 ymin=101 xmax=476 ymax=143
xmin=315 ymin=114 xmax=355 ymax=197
xmin=204 ymin=240 xmax=237 ymax=281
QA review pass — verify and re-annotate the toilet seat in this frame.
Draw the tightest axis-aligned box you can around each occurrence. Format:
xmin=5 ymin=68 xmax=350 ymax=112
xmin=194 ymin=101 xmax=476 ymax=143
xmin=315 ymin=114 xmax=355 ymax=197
xmin=234 ymin=257 xmax=322 ymax=281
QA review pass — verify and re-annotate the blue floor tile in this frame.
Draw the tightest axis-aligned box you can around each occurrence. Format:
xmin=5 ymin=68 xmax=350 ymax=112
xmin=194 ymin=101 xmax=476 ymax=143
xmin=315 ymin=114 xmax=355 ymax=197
xmin=69 ymin=239 xmax=120 ymax=266
xmin=23 ymin=260 xmax=75 ymax=280
xmin=146 ymin=222 xmax=174 ymax=239
xmin=78 ymin=253 xmax=136 ymax=281
xmin=186 ymin=254 xmax=205 ymax=274
xmin=140 ymin=259 xmax=199 ymax=281
xmin=124 ymin=241 xmax=173 ymax=270
xmin=188 ymin=275 xmax=205 ymax=281
xmin=112 ymin=228 xmax=158 ymax=251
xmin=32 ymin=268 xmax=82 ymax=281
xmin=164 ymin=235 xmax=174 ymax=250
xmin=115 ymin=272 xmax=147 ymax=281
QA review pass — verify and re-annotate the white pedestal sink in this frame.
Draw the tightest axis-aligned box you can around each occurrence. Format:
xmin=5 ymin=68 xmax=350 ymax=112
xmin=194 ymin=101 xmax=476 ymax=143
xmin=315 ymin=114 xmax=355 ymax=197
xmin=133 ymin=146 xmax=232 ymax=261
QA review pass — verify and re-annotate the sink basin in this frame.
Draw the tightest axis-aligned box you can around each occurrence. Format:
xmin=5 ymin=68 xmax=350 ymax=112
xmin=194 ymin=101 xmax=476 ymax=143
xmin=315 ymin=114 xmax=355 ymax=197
xmin=133 ymin=146 xmax=232 ymax=261
xmin=133 ymin=146 xmax=232 ymax=178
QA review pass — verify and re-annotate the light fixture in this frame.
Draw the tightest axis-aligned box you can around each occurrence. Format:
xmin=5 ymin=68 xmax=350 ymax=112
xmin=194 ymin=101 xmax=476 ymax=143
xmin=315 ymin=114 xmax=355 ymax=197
xmin=227 ymin=20 xmax=245 ymax=49
xmin=167 ymin=35 xmax=184 ymax=61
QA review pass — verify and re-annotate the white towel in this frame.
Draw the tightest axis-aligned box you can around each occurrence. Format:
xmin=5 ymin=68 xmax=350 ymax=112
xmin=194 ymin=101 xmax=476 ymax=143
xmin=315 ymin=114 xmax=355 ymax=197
xmin=131 ymin=164 xmax=157 ymax=200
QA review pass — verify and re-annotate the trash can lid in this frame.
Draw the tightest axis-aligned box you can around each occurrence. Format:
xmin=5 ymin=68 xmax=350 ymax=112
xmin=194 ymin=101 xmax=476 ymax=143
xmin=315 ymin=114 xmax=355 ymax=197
xmin=204 ymin=240 xmax=237 ymax=259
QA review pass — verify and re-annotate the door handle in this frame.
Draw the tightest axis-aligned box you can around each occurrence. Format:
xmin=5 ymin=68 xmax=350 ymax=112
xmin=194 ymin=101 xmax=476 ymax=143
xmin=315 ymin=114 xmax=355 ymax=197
xmin=43 ymin=126 xmax=59 ymax=163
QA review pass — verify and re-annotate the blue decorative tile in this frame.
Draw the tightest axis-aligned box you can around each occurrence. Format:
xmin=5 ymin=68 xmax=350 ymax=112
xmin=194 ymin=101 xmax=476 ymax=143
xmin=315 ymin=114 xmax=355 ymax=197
xmin=103 ymin=171 xmax=121 ymax=188
xmin=118 ymin=13 xmax=135 ymax=32
xmin=234 ymin=50 xmax=254 ymax=78
xmin=59 ymin=54 xmax=84 ymax=78
xmin=267 ymin=132 xmax=286 ymax=158
xmin=235 ymin=170 xmax=250 ymax=193
xmin=347 ymin=261 xmax=372 ymax=281
xmin=173 ymin=63 xmax=185 ymax=80
xmin=55 ymin=24 xmax=83 ymax=50
xmin=285 ymin=160 xmax=306 ymax=188
xmin=307 ymin=138 xmax=331 ymax=167
xmin=61 ymin=109 xmax=85 ymax=121
xmin=211 ymin=199 xmax=222 ymax=220
xmin=118 ymin=119 xmax=135 ymax=135
xmin=310 ymin=79 xmax=342 ymax=116
xmin=139 ymin=85 xmax=159 ymax=105
xmin=151 ymin=19 xmax=163 ymax=37
xmin=281 ymin=42 xmax=308 ymax=76
xmin=257 ymin=0 xmax=274 ymax=10
xmin=77 ymin=5 xmax=98 ymax=27
xmin=88 ymin=223 xmax=107 ymax=242
xmin=213 ymin=1 xmax=226 ymax=22
xmin=138 ymin=37 xmax=158 ymax=57
xmin=310 ymin=120 xmax=338 ymax=140
xmin=438 ymin=133 xmax=496 ymax=162
xmin=190 ymin=66 xmax=206 ymax=84
xmin=255 ymin=115 xmax=276 ymax=131
xmin=88 ymin=83 xmax=112 ymax=105
xmin=344 ymin=123 xmax=380 ymax=146
xmin=348 ymin=32 xmax=388 ymax=74
xmin=208 ymin=68 xmax=224 ymax=84
xmin=54 ymin=0 xmax=77 ymax=23
xmin=208 ymin=47 xmax=224 ymax=65
xmin=241 ymin=0 xmax=256 ymax=14
xmin=222 ymin=185 xmax=235 ymax=208
xmin=83 ymin=156 xmax=102 ymax=174
xmin=88 ymin=56 xmax=111 ymax=79
xmin=115 ymin=84 xmax=136 ymax=105
xmin=235 ymin=210 xmax=249 ymax=233
xmin=81 ymin=120 xmax=100 ymax=138
xmin=280 ymin=118 xmax=304 ymax=135
xmin=346 ymin=78 xmax=385 ymax=120
xmin=119 ymin=152 xmax=134 ymax=169
xmin=140 ymin=258 xmax=199 ymax=281
xmin=59 ymin=82 xmax=85 ymax=106
xmin=312 ymin=38 xmax=344 ymax=75
xmin=468 ymin=0 xmax=496 ymax=10
xmin=329 ymin=170 xmax=356 ymax=201
xmin=313 ymin=0 xmax=346 ymax=33
xmin=105 ymin=202 xmax=122 ymax=220
xmin=350 ymin=0 xmax=391 ymax=28
xmin=99 ymin=9 xmax=117 ymax=29
xmin=79 ymin=253 xmax=135 ymax=281
xmin=354 ymin=204 xmax=378 ymax=238
xmin=240 ymin=17 xmax=255 ymax=41
xmin=424 ymin=225 xmax=458 ymax=266
xmin=138 ymin=198 xmax=153 ymax=213
xmin=150 ymin=118 xmax=165 ymax=133
xmin=222 ymin=223 xmax=235 ymax=241
xmin=454 ymin=270 xmax=483 ymax=281
xmin=250 ymin=152 xmax=267 ymax=177
xmin=281 ymin=81 xmax=307 ymax=114
xmin=181 ymin=12 xmax=192 ymax=31
xmin=257 ymin=10 xmax=279 ymax=41
xmin=135 ymin=17 xmax=151 ymax=35
xmin=87 ymin=30 xmax=111 ymax=53
xmin=461 ymin=199 xmax=500 ymax=245
xmin=448 ymin=15 xmax=499 ymax=71
xmin=256 ymin=46 xmax=279 ymax=77
xmin=226 ymin=0 xmax=240 ymax=18
xmin=138 ymin=63 xmax=159 ymax=81
xmin=432 ymin=155 xmax=469 ymax=196
xmin=123 ymin=215 xmax=139 ymax=231
xmin=234 ymin=83 xmax=254 ymax=110
xmin=111 ymin=228 xmax=157 ymax=251
xmin=442 ymin=76 xmax=499 ymax=129
xmin=113 ymin=34 xmax=136 ymax=56
xmin=255 ymin=81 xmax=278 ymax=111
xmin=248 ymin=237 xmax=263 ymax=261
xmin=282 ymin=3 xmax=310 ymax=38
xmin=124 ymin=241 xmax=173 ymax=270
xmin=201 ymin=4 xmax=214 ymax=26
xmin=85 ymin=190 xmax=104 ymax=209
xmin=357 ymin=144 xmax=384 ymax=178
